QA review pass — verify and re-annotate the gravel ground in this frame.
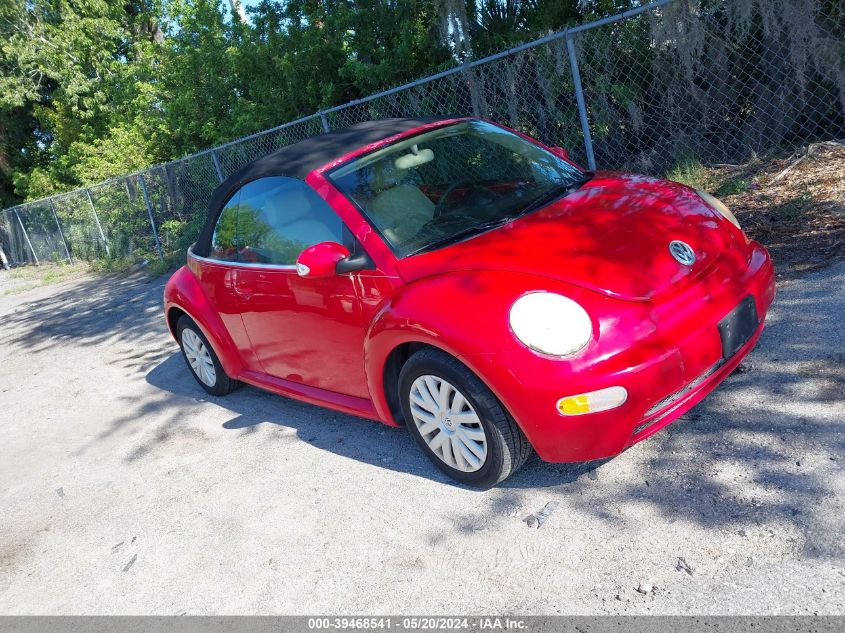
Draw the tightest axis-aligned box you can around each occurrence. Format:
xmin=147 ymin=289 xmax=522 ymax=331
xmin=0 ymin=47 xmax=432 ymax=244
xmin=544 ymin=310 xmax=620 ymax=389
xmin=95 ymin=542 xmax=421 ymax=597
xmin=0 ymin=264 xmax=842 ymax=615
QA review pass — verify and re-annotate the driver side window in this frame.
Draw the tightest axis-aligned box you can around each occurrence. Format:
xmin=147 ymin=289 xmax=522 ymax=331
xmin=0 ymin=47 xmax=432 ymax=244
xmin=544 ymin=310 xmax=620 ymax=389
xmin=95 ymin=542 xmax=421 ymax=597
xmin=210 ymin=177 xmax=343 ymax=265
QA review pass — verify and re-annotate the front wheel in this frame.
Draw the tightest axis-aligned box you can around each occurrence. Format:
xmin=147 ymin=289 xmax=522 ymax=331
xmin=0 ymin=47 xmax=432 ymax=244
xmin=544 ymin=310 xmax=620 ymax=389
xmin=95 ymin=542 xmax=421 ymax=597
xmin=177 ymin=316 xmax=240 ymax=396
xmin=399 ymin=348 xmax=532 ymax=488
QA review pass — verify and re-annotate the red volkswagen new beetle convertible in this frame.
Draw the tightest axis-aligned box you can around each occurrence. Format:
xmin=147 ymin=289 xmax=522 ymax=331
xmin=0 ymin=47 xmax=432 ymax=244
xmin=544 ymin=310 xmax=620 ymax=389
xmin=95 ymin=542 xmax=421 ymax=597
xmin=164 ymin=117 xmax=776 ymax=487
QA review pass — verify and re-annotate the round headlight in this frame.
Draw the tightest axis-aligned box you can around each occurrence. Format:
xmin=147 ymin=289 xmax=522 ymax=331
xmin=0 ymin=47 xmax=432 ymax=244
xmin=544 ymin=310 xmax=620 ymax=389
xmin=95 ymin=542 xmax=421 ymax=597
xmin=509 ymin=292 xmax=592 ymax=357
xmin=697 ymin=190 xmax=741 ymax=229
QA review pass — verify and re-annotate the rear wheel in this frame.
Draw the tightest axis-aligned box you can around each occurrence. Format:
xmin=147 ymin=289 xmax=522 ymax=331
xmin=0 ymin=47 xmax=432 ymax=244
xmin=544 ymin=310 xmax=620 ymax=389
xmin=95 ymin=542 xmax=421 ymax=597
xmin=399 ymin=348 xmax=532 ymax=488
xmin=177 ymin=316 xmax=239 ymax=396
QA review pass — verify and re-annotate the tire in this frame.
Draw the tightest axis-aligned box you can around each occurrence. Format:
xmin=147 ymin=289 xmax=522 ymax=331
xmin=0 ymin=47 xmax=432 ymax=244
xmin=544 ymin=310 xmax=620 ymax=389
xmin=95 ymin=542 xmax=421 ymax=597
xmin=399 ymin=348 xmax=532 ymax=488
xmin=176 ymin=315 xmax=240 ymax=396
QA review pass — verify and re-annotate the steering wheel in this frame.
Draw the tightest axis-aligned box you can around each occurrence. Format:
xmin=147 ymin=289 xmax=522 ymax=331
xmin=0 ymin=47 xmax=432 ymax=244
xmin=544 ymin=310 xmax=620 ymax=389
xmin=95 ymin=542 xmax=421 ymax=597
xmin=433 ymin=181 xmax=498 ymax=218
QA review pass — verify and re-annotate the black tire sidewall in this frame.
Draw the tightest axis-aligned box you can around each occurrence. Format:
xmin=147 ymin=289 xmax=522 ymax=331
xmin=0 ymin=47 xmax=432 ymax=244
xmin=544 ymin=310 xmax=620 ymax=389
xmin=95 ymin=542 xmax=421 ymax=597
xmin=176 ymin=316 xmax=230 ymax=396
xmin=399 ymin=351 xmax=508 ymax=488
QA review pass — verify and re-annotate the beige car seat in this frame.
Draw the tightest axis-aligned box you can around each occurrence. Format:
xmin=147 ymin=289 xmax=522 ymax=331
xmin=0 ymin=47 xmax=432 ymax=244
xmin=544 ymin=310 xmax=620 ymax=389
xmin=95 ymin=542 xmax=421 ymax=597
xmin=367 ymin=162 xmax=434 ymax=244
xmin=259 ymin=185 xmax=338 ymax=248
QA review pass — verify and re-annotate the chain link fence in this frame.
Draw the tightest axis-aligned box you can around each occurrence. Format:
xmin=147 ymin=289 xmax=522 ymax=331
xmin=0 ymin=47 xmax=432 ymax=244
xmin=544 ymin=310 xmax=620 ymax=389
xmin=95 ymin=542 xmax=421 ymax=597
xmin=1 ymin=0 xmax=843 ymax=268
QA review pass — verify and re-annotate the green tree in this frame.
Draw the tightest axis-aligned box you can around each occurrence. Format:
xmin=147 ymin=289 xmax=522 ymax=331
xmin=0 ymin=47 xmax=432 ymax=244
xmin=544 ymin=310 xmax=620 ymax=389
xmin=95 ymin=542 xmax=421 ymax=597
xmin=0 ymin=0 xmax=168 ymax=200
xmin=0 ymin=0 xmax=636 ymax=204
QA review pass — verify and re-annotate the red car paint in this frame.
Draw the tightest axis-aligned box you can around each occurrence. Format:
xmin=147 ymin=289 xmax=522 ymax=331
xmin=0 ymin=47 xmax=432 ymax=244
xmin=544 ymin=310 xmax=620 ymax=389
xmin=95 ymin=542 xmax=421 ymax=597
xmin=164 ymin=119 xmax=776 ymax=463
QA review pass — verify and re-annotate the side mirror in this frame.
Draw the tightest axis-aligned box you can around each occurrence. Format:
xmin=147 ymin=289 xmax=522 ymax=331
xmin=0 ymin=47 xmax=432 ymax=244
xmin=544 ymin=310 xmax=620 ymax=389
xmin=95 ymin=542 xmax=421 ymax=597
xmin=551 ymin=146 xmax=570 ymax=161
xmin=296 ymin=242 xmax=350 ymax=278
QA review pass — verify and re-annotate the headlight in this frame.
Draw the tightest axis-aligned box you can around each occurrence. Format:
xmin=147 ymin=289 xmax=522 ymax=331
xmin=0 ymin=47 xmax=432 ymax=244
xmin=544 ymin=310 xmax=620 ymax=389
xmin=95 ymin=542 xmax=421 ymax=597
xmin=509 ymin=292 xmax=592 ymax=357
xmin=697 ymin=190 xmax=741 ymax=229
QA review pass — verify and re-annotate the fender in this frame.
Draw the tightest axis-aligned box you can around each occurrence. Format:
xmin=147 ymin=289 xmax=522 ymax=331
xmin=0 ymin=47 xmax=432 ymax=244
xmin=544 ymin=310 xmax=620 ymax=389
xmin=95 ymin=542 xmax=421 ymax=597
xmin=362 ymin=269 xmax=566 ymax=426
xmin=163 ymin=266 xmax=245 ymax=379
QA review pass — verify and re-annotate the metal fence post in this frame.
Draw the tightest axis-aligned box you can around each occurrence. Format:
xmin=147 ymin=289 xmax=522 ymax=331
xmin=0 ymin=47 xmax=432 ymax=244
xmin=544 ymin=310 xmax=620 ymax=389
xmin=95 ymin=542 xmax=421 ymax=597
xmin=84 ymin=189 xmax=111 ymax=257
xmin=319 ymin=112 xmax=330 ymax=133
xmin=50 ymin=200 xmax=72 ymax=263
xmin=0 ymin=210 xmax=11 ymax=268
xmin=14 ymin=209 xmax=39 ymax=265
xmin=138 ymin=175 xmax=164 ymax=261
xmin=210 ymin=150 xmax=225 ymax=183
xmin=566 ymin=33 xmax=597 ymax=170
xmin=0 ymin=217 xmax=10 ymax=269
xmin=467 ymin=70 xmax=482 ymax=118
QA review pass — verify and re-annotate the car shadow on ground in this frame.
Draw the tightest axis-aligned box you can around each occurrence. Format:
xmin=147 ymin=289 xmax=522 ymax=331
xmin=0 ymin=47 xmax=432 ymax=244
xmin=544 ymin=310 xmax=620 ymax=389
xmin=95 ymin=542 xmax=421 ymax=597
xmin=147 ymin=351 xmax=459 ymax=486
xmin=145 ymin=350 xmax=599 ymax=489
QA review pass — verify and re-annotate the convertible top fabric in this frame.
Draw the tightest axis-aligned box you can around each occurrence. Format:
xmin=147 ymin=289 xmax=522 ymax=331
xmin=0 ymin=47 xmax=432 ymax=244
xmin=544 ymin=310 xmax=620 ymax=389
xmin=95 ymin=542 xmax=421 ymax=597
xmin=194 ymin=117 xmax=451 ymax=256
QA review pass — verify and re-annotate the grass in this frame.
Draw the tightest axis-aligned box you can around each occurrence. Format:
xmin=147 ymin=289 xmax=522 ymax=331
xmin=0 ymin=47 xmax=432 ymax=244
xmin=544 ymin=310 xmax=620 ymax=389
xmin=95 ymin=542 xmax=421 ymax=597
xmin=3 ymin=261 xmax=92 ymax=296
xmin=665 ymin=158 xmax=711 ymax=191
xmin=88 ymin=256 xmax=140 ymax=274
xmin=2 ymin=282 xmax=39 ymax=296
xmin=714 ymin=178 xmax=749 ymax=197
xmin=147 ymin=251 xmax=186 ymax=277
xmin=8 ymin=260 xmax=90 ymax=283
xmin=87 ymin=252 xmax=182 ymax=276
xmin=666 ymin=160 xmax=751 ymax=198
xmin=4 ymin=249 xmax=183 ymax=298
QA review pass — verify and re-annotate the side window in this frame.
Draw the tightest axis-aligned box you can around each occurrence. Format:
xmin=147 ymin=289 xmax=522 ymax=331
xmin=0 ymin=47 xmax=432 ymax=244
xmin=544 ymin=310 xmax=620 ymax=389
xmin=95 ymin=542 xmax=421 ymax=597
xmin=209 ymin=190 xmax=241 ymax=261
xmin=236 ymin=177 xmax=343 ymax=265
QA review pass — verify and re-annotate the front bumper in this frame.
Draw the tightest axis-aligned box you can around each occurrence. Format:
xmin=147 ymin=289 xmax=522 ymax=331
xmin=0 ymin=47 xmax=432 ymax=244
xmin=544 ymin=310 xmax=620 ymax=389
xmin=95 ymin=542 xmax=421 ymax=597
xmin=464 ymin=241 xmax=777 ymax=463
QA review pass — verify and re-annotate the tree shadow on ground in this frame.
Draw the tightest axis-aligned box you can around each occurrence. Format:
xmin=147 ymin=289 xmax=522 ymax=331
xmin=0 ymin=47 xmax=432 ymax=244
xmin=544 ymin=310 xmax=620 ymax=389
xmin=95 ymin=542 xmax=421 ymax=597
xmin=3 ymin=265 xmax=843 ymax=563
xmin=501 ymin=272 xmax=845 ymax=561
xmin=0 ymin=271 xmax=169 ymax=354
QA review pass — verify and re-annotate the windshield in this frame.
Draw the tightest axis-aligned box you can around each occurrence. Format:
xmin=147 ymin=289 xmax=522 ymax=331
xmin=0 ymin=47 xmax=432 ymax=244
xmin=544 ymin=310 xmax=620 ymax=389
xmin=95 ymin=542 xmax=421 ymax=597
xmin=327 ymin=121 xmax=586 ymax=257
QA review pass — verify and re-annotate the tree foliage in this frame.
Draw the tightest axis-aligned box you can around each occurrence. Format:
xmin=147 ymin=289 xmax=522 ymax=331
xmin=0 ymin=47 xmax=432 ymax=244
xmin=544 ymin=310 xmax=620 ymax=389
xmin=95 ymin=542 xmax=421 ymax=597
xmin=0 ymin=0 xmax=627 ymax=206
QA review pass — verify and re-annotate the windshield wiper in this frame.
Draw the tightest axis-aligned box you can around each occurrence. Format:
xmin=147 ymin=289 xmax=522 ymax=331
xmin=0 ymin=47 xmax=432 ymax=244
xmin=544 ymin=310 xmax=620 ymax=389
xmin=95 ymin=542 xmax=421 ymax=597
xmin=516 ymin=171 xmax=594 ymax=218
xmin=407 ymin=217 xmax=515 ymax=257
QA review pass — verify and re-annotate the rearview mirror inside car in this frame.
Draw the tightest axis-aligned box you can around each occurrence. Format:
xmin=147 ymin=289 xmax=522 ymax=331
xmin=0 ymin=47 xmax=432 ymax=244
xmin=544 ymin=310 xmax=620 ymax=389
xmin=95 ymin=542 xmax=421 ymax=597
xmin=394 ymin=148 xmax=434 ymax=170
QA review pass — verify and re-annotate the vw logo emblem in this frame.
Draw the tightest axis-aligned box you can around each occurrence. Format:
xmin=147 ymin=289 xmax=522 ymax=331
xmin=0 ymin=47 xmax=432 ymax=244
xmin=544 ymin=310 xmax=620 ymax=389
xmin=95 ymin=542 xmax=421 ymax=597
xmin=669 ymin=240 xmax=696 ymax=266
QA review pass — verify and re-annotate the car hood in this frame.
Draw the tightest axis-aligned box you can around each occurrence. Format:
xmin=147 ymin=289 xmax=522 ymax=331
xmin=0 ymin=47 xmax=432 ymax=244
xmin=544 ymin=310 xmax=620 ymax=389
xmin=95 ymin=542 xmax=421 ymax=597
xmin=394 ymin=172 xmax=738 ymax=302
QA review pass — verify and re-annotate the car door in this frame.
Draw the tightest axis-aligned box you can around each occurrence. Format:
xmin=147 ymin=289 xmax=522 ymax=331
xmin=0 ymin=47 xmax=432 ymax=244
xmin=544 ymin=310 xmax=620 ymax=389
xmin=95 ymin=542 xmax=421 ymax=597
xmin=197 ymin=187 xmax=263 ymax=370
xmin=225 ymin=176 xmax=370 ymax=399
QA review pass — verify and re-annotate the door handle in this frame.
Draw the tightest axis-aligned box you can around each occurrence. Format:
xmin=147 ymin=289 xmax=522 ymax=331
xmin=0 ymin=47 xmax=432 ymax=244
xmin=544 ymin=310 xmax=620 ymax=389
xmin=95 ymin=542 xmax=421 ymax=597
xmin=230 ymin=269 xmax=253 ymax=300
xmin=234 ymin=283 xmax=253 ymax=300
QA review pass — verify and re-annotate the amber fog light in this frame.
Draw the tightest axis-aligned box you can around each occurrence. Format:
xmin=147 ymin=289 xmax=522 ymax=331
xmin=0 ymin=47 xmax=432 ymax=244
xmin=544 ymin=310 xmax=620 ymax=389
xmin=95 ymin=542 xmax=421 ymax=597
xmin=557 ymin=386 xmax=628 ymax=416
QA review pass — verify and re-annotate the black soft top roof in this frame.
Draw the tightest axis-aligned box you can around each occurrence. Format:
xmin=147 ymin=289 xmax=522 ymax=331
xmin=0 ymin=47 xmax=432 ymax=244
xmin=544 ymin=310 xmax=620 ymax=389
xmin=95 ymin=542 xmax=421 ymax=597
xmin=195 ymin=117 xmax=453 ymax=256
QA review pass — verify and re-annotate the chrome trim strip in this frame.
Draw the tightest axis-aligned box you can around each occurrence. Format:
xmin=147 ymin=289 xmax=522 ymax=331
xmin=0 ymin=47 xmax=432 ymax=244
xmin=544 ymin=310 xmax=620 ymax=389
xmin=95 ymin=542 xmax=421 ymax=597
xmin=187 ymin=246 xmax=297 ymax=271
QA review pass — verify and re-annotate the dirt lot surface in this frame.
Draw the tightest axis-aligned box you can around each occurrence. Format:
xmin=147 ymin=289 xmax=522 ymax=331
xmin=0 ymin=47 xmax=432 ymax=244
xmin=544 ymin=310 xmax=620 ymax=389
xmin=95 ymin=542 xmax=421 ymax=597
xmin=0 ymin=263 xmax=843 ymax=615
xmin=706 ymin=142 xmax=845 ymax=278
